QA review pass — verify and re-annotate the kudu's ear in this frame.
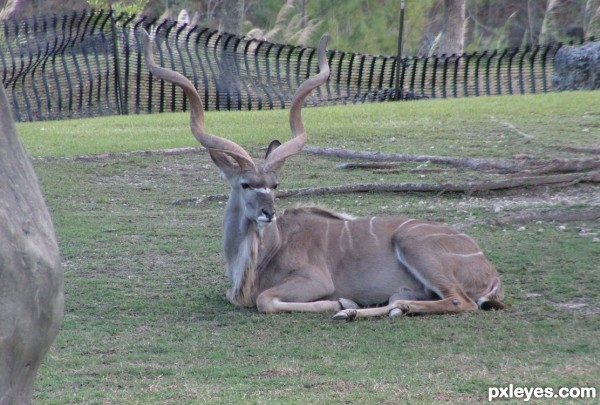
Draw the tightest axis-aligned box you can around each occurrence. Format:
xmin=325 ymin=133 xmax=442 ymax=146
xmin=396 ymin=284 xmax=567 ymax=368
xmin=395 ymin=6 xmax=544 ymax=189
xmin=265 ymin=140 xmax=282 ymax=159
xmin=209 ymin=150 xmax=239 ymax=177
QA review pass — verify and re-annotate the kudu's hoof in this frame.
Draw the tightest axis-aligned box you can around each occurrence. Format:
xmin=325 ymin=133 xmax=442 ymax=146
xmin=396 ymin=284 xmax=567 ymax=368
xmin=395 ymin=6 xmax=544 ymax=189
xmin=388 ymin=303 xmax=409 ymax=319
xmin=332 ymin=309 xmax=357 ymax=322
xmin=338 ymin=298 xmax=359 ymax=310
xmin=388 ymin=307 xmax=405 ymax=319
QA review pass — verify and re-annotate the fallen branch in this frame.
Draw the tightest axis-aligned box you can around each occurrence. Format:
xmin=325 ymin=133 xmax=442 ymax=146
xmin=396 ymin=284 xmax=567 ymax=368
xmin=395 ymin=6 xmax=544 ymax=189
xmin=336 ymin=162 xmax=405 ymax=170
xmin=278 ymin=171 xmax=600 ymax=197
xmin=516 ymin=158 xmax=600 ymax=175
xmin=177 ymin=171 xmax=600 ymax=205
xmin=336 ymin=162 xmax=454 ymax=174
xmin=307 ymin=147 xmax=600 ymax=175
xmin=306 ymin=146 xmax=528 ymax=172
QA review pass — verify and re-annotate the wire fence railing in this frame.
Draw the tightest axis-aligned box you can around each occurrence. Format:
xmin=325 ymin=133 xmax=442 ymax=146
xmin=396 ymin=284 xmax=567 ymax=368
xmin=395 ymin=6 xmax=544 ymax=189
xmin=0 ymin=9 xmax=595 ymax=122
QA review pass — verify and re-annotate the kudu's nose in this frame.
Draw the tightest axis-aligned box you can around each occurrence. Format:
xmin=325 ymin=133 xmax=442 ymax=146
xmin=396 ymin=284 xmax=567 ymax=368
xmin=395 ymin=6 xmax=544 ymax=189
xmin=262 ymin=208 xmax=276 ymax=222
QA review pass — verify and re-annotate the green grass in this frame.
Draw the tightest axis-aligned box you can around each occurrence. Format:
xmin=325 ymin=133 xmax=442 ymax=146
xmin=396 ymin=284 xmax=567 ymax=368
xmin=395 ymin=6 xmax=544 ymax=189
xmin=22 ymin=91 xmax=600 ymax=404
xmin=18 ymin=90 xmax=600 ymax=158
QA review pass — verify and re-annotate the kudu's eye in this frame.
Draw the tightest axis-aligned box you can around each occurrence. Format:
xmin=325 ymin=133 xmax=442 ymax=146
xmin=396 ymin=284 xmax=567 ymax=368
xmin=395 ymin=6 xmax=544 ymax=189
xmin=272 ymin=184 xmax=278 ymax=190
xmin=240 ymin=182 xmax=251 ymax=190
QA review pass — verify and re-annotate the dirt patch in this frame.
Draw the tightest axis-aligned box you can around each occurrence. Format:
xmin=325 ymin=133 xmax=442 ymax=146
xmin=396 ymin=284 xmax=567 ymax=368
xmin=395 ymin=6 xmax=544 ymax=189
xmin=556 ymin=297 xmax=600 ymax=315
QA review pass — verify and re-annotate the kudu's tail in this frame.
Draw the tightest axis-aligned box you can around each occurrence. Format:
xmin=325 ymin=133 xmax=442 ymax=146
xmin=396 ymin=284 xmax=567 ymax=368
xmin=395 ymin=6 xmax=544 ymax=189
xmin=477 ymin=277 xmax=506 ymax=310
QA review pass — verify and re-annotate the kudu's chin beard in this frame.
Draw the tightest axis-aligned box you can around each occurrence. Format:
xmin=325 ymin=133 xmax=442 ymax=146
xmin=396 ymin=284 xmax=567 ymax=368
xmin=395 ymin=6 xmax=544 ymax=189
xmin=255 ymin=216 xmax=275 ymax=237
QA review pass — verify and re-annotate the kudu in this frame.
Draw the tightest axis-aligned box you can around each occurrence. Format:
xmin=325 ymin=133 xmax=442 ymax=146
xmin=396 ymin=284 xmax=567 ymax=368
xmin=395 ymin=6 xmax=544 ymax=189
xmin=142 ymin=30 xmax=505 ymax=321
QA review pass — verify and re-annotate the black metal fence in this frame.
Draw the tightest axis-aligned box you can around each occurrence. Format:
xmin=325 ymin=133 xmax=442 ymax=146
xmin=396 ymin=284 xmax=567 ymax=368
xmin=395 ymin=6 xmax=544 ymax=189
xmin=0 ymin=9 xmax=594 ymax=122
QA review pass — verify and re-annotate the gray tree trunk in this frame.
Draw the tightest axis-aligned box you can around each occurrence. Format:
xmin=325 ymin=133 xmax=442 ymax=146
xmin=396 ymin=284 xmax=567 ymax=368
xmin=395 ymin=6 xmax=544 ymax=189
xmin=540 ymin=0 xmax=569 ymax=43
xmin=438 ymin=0 xmax=465 ymax=56
xmin=217 ymin=0 xmax=245 ymax=110
xmin=0 ymin=82 xmax=64 ymax=404
xmin=527 ymin=0 xmax=541 ymax=44
xmin=585 ymin=0 xmax=600 ymax=38
xmin=220 ymin=0 xmax=244 ymax=35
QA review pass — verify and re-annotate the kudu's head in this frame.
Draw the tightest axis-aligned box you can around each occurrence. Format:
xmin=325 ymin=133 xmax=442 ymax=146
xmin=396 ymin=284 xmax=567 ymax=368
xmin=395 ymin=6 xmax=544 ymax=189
xmin=142 ymin=30 xmax=330 ymax=227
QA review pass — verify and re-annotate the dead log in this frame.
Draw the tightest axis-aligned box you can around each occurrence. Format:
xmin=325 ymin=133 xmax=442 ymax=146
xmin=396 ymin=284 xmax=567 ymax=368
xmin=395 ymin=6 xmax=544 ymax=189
xmin=275 ymin=171 xmax=600 ymax=197
xmin=338 ymin=162 xmax=454 ymax=174
xmin=306 ymin=146 xmax=529 ymax=172
xmin=517 ymin=158 xmax=600 ymax=175
xmin=180 ymin=171 xmax=600 ymax=205
xmin=308 ymin=147 xmax=600 ymax=175
xmin=336 ymin=162 xmax=405 ymax=170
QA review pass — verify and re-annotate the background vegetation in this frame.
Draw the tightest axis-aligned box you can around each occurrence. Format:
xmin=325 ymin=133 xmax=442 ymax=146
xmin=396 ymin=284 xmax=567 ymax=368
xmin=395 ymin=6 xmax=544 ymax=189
xmin=3 ymin=0 xmax=600 ymax=55
xmin=17 ymin=91 xmax=600 ymax=403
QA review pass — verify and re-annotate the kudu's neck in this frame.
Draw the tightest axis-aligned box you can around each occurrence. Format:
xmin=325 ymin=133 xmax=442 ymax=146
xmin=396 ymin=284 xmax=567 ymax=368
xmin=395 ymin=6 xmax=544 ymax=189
xmin=222 ymin=189 xmax=279 ymax=307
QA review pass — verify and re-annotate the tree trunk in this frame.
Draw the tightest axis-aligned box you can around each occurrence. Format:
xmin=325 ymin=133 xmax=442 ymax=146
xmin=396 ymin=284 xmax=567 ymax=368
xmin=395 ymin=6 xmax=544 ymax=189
xmin=0 ymin=82 xmax=64 ymax=404
xmin=438 ymin=0 xmax=466 ymax=56
xmin=0 ymin=0 xmax=25 ymax=19
xmin=216 ymin=0 xmax=245 ymax=110
xmin=540 ymin=0 xmax=569 ymax=43
xmin=585 ymin=0 xmax=600 ymax=38
xmin=527 ymin=0 xmax=541 ymax=44
xmin=220 ymin=0 xmax=245 ymax=35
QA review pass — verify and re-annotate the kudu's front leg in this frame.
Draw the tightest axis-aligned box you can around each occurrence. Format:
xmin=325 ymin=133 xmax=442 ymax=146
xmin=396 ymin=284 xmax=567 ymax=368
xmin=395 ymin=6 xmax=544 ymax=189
xmin=333 ymin=295 xmax=479 ymax=321
xmin=255 ymin=269 xmax=356 ymax=314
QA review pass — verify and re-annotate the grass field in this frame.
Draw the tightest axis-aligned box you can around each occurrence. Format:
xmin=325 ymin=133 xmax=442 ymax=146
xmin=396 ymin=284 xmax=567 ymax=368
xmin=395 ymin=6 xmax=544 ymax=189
xmin=19 ymin=91 xmax=600 ymax=404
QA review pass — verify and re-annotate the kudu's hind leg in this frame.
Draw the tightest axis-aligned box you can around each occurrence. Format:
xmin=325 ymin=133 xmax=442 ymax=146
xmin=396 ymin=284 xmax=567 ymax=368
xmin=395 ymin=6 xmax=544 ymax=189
xmin=333 ymin=239 xmax=484 ymax=320
xmin=391 ymin=236 xmax=486 ymax=315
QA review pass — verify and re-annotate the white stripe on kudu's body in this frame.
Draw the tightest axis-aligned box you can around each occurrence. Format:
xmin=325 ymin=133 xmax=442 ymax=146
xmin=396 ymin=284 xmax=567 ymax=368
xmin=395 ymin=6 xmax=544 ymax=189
xmin=142 ymin=30 xmax=505 ymax=320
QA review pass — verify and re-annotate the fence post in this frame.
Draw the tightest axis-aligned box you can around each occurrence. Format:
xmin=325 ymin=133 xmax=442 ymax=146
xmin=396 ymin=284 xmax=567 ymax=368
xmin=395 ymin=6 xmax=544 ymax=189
xmin=109 ymin=7 xmax=124 ymax=115
xmin=506 ymin=48 xmax=517 ymax=95
xmin=346 ymin=52 xmax=355 ymax=101
xmin=540 ymin=43 xmax=554 ymax=92
xmin=356 ymin=54 xmax=366 ymax=101
xmin=474 ymin=50 xmax=487 ymax=96
xmin=463 ymin=52 xmax=472 ymax=96
xmin=485 ymin=49 xmax=497 ymax=95
xmin=431 ymin=55 xmax=439 ymax=98
xmin=528 ymin=45 xmax=540 ymax=94
xmin=517 ymin=46 xmax=529 ymax=94
xmin=496 ymin=48 xmax=508 ymax=95
xmin=274 ymin=44 xmax=286 ymax=108
xmin=394 ymin=0 xmax=405 ymax=100
xmin=419 ymin=56 xmax=429 ymax=97
xmin=452 ymin=54 xmax=461 ymax=97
